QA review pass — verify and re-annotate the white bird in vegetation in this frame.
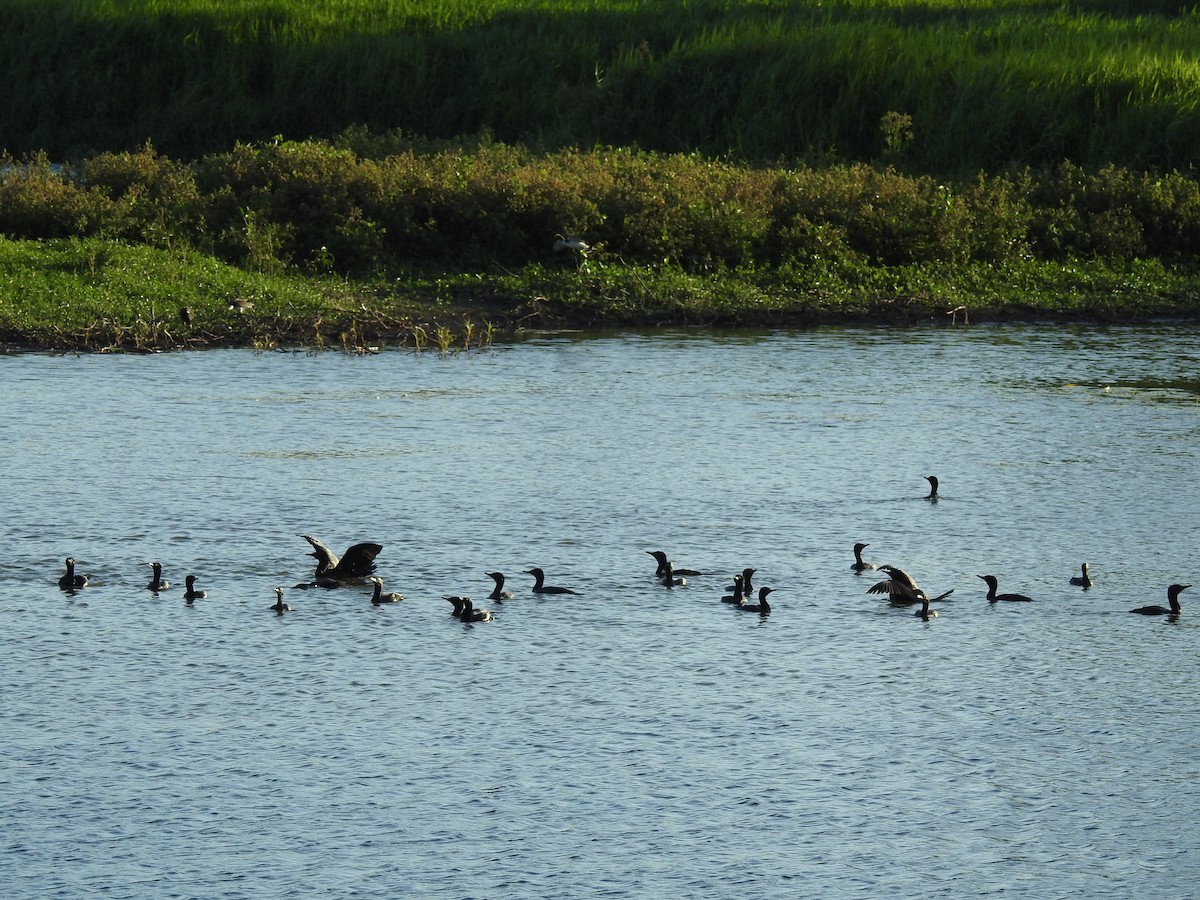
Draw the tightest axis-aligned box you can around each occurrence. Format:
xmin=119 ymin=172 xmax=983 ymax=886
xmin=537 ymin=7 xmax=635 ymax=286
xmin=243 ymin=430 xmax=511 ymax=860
xmin=553 ymin=234 xmax=590 ymax=255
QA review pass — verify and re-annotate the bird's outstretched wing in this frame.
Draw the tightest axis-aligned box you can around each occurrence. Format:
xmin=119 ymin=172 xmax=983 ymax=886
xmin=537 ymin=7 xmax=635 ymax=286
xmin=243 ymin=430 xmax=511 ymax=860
xmin=336 ymin=542 xmax=382 ymax=578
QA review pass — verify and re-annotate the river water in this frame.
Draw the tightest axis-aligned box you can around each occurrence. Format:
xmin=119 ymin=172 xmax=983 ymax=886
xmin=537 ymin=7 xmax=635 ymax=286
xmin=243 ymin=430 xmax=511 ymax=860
xmin=1 ymin=325 xmax=1198 ymax=898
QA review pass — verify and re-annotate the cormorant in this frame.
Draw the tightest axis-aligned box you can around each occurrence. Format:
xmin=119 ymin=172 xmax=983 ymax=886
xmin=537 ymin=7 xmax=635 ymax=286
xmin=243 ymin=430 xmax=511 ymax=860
xmin=300 ymin=534 xmax=382 ymax=580
xmin=459 ymin=598 xmax=494 ymax=622
xmin=726 ymin=568 xmax=756 ymax=595
xmin=1129 ymin=583 xmax=1189 ymax=616
xmin=485 ymin=572 xmax=514 ymax=602
xmin=721 ymin=576 xmax=745 ymax=605
xmin=183 ymin=574 xmax=207 ymax=603
xmin=525 ymin=567 xmax=578 ymax=595
xmin=660 ymin=564 xmax=687 ymax=587
xmin=271 ymin=587 xmax=293 ymax=614
xmin=58 ymin=557 xmax=88 ymax=591
xmin=1069 ymin=563 xmax=1092 ymax=588
xmin=868 ymin=565 xmax=954 ymax=605
xmin=370 ymin=577 xmax=403 ymax=604
xmin=925 ymin=475 xmax=939 ymax=501
xmin=977 ymin=574 xmax=1032 ymax=603
xmin=737 ymin=586 xmax=773 ymax=615
xmin=851 ymin=542 xmax=877 ymax=572
xmin=646 ymin=551 xmax=706 ymax=577
xmin=915 ymin=596 xmax=938 ymax=620
xmin=147 ymin=561 xmax=170 ymax=592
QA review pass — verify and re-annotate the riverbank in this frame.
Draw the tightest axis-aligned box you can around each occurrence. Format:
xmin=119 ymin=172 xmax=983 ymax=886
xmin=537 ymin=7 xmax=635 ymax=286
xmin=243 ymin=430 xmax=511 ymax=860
xmin=3 ymin=141 xmax=1199 ymax=351
xmin=2 ymin=235 xmax=1196 ymax=352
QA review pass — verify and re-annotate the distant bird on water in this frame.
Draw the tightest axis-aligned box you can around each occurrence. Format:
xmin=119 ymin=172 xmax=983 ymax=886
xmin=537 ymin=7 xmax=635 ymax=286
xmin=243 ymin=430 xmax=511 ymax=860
xmin=301 ymin=534 xmax=382 ymax=581
xmin=485 ymin=572 xmax=514 ymax=602
xmin=184 ymin=575 xmax=207 ymax=603
xmin=147 ymin=561 xmax=170 ymax=592
xmin=737 ymin=586 xmax=773 ymax=615
xmin=977 ymin=574 xmax=1032 ymax=603
xmin=1069 ymin=563 xmax=1093 ymax=588
xmin=445 ymin=595 xmax=493 ymax=622
xmin=271 ymin=587 xmax=293 ymax=614
xmin=525 ymin=567 xmax=578 ymax=595
xmin=660 ymin=564 xmax=687 ymax=587
xmin=1129 ymin=583 xmax=1189 ymax=616
xmin=721 ymin=576 xmax=745 ymax=605
xmin=58 ymin=557 xmax=88 ymax=591
xmin=924 ymin=475 xmax=939 ymax=501
xmin=851 ymin=542 xmax=877 ymax=572
xmin=370 ymin=577 xmax=403 ymax=604
xmin=459 ymin=597 xmax=494 ymax=622
xmin=727 ymin=568 xmax=757 ymax=596
xmin=646 ymin=550 xmax=706 ymax=577
xmin=868 ymin=565 xmax=953 ymax=606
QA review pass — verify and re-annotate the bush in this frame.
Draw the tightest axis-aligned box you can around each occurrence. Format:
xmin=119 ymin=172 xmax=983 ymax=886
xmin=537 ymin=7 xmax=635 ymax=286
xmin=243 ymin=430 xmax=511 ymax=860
xmin=0 ymin=153 xmax=111 ymax=239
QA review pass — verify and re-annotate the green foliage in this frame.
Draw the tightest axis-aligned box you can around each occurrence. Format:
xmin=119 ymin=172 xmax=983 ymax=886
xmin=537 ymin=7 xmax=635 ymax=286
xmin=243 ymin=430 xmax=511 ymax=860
xmin=0 ymin=153 xmax=110 ymax=238
xmin=6 ymin=138 xmax=1200 ymax=280
xmin=2 ymin=1 xmax=1200 ymax=172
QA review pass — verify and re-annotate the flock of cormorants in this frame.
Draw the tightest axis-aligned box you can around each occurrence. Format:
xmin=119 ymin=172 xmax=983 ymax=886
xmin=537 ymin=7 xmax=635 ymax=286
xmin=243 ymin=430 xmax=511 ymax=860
xmin=54 ymin=479 xmax=1190 ymax=622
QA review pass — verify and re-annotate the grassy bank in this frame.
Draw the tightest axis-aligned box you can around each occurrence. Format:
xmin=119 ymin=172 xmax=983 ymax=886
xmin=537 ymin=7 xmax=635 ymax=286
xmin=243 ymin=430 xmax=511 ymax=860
xmin=3 ymin=2 xmax=1200 ymax=348
xmin=1 ymin=1 xmax=1198 ymax=173
xmin=2 ymin=139 xmax=1199 ymax=351
xmin=1 ymin=236 xmax=1196 ymax=353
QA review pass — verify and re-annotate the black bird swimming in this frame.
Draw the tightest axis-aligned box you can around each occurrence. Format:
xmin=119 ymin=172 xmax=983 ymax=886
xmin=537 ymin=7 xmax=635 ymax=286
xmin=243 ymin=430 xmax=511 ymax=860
xmin=726 ymin=568 xmax=757 ymax=595
xmin=370 ymin=577 xmax=403 ymax=604
xmin=660 ymin=564 xmax=687 ymax=587
xmin=58 ymin=557 xmax=88 ymax=591
xmin=924 ymin=475 xmax=939 ymax=501
xmin=459 ymin=597 xmax=495 ymax=622
xmin=977 ymin=574 xmax=1032 ymax=603
xmin=851 ymin=542 xmax=877 ymax=572
xmin=721 ymin=576 xmax=745 ymax=605
xmin=485 ymin=572 xmax=514 ymax=602
xmin=271 ymin=587 xmax=293 ymax=614
xmin=301 ymin=534 xmax=382 ymax=580
xmin=737 ymin=586 xmax=773 ymax=615
xmin=868 ymin=565 xmax=954 ymax=606
xmin=525 ymin=567 xmax=578 ymax=595
xmin=147 ymin=561 xmax=170 ymax=592
xmin=646 ymin=551 xmax=706 ymax=577
xmin=183 ymin=574 xmax=207 ymax=603
xmin=444 ymin=595 xmax=493 ymax=621
xmin=915 ymin=596 xmax=938 ymax=620
xmin=1129 ymin=583 xmax=1190 ymax=616
xmin=1069 ymin=563 xmax=1093 ymax=588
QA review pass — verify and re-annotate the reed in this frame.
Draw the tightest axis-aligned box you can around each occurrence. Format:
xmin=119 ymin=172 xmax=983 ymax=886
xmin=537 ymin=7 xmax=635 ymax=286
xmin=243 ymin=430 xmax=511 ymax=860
xmin=1 ymin=1 xmax=1197 ymax=172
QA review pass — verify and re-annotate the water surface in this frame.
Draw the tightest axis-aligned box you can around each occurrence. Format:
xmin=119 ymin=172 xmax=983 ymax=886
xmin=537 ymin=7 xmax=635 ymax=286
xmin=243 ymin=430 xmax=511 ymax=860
xmin=2 ymin=325 xmax=1198 ymax=897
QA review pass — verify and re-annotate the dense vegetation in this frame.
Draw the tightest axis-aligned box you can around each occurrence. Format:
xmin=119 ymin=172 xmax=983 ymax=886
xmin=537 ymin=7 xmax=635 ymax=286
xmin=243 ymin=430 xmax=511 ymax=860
xmin=1 ymin=0 xmax=1199 ymax=348
xmin=3 ymin=0 xmax=1199 ymax=172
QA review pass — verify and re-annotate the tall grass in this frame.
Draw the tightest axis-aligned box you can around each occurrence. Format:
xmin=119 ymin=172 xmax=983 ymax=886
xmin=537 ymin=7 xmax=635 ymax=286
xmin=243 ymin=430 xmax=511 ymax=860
xmin=2 ymin=0 xmax=1198 ymax=172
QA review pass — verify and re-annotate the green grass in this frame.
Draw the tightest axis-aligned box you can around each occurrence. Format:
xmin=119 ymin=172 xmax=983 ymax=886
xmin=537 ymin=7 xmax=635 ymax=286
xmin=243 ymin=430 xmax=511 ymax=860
xmin=0 ymin=236 xmax=498 ymax=352
xmin=2 ymin=0 xmax=1199 ymax=171
xmin=1 ymin=233 xmax=1195 ymax=352
xmin=2 ymin=1 xmax=1199 ymax=348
